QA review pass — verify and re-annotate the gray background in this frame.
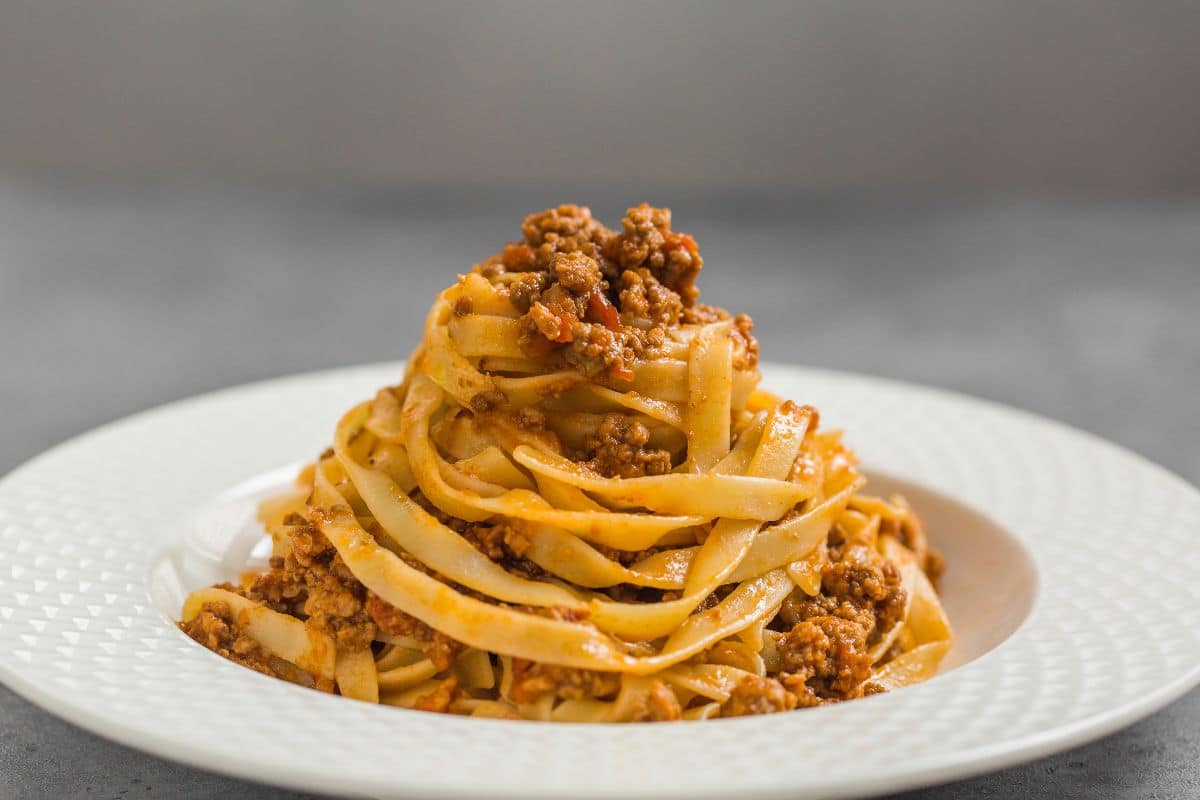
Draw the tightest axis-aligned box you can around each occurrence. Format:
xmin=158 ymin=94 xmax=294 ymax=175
xmin=3 ymin=0 xmax=1200 ymax=797
xmin=1 ymin=184 xmax=1198 ymax=798
xmin=3 ymin=0 xmax=1200 ymax=193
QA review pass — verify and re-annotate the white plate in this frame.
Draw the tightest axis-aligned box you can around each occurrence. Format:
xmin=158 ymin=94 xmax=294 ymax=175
xmin=1 ymin=362 xmax=1198 ymax=800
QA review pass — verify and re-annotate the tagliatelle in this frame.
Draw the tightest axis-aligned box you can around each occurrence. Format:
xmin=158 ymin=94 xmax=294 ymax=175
xmin=179 ymin=203 xmax=952 ymax=721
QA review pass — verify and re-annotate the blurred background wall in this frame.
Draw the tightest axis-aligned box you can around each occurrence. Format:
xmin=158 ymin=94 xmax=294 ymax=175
xmin=2 ymin=0 xmax=1199 ymax=194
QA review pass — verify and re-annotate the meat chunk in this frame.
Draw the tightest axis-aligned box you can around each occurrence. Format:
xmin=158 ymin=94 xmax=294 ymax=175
xmin=632 ymin=680 xmax=684 ymax=722
xmin=519 ymin=204 xmax=614 ymax=271
xmin=776 ymin=614 xmax=874 ymax=701
xmin=414 ymin=676 xmax=460 ymax=713
xmin=618 ymin=268 xmax=682 ymax=327
xmin=576 ymin=412 xmax=673 ymax=478
xmin=459 ymin=520 xmax=544 ymax=579
xmin=244 ymin=518 xmax=376 ymax=651
xmin=180 ymin=601 xmax=275 ymax=677
xmin=507 ymin=658 xmax=621 ymax=704
xmin=770 ymin=539 xmax=908 ymax=703
xmin=527 ymin=301 xmax=567 ymax=341
xmin=366 ymin=593 xmax=464 ymax=671
xmin=563 ymin=322 xmax=629 ymax=377
xmin=469 ymin=389 xmax=509 ymax=413
xmin=820 ymin=552 xmax=906 ymax=639
xmin=604 ymin=204 xmax=702 ymax=306
xmin=180 ymin=600 xmax=334 ymax=691
xmin=476 ymin=204 xmax=724 ymax=381
xmin=553 ymin=252 xmax=603 ymax=294
xmin=719 ymin=675 xmax=797 ymax=717
xmin=508 ymin=271 xmax=548 ymax=312
xmin=779 ymin=545 xmax=906 ymax=646
xmin=241 ymin=557 xmax=306 ymax=616
xmin=680 ymin=302 xmax=728 ymax=325
xmin=730 ymin=313 xmax=760 ymax=369
xmin=463 ymin=520 xmax=525 ymax=561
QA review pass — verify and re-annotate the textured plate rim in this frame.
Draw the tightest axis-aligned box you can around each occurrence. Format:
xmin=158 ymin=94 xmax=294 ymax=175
xmin=1 ymin=360 xmax=1198 ymax=800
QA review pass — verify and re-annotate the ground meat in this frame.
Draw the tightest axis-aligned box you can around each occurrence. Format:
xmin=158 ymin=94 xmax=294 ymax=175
xmin=305 ymin=574 xmax=375 ymax=651
xmin=825 ymin=524 xmax=848 ymax=563
xmin=694 ymin=584 xmax=734 ymax=612
xmin=677 ymin=304 xmax=760 ymax=369
xmin=778 ymin=672 xmax=824 ymax=709
xmin=561 ymin=322 xmax=626 ymax=377
xmin=462 ymin=521 xmax=531 ymax=561
xmin=181 ymin=600 xmax=333 ymax=691
xmin=244 ymin=519 xmax=376 ymax=652
xmin=512 ymin=406 xmax=547 ymax=431
xmin=575 ymin=412 xmax=674 ymax=478
xmin=414 ymin=489 xmax=546 ymax=578
xmin=475 ymin=204 xmax=731 ymax=380
xmin=776 ymin=614 xmax=874 ymax=701
xmin=460 ymin=520 xmax=544 ymax=578
xmin=180 ymin=601 xmax=276 ymax=677
xmin=500 ymin=242 xmax=535 ymax=271
xmin=731 ymin=313 xmax=760 ymax=369
xmin=527 ymin=301 xmax=564 ymax=340
xmin=242 ymin=558 xmax=306 ymax=617
xmin=680 ymin=303 xmax=728 ymax=326
xmin=778 ymin=592 xmax=869 ymax=631
xmin=550 ymin=320 xmax=651 ymax=381
xmin=469 ymin=390 xmax=509 ymax=413
xmin=517 ymin=279 xmax=602 ymax=359
xmin=241 ymin=513 xmax=309 ymax=614
xmin=474 ymin=205 xmax=612 ymax=280
xmin=424 ymin=637 xmax=462 ymax=675
xmin=508 ymin=271 xmax=549 ymax=313
xmin=632 ymin=680 xmax=684 ymax=722
xmin=719 ymin=675 xmax=798 ymax=717
xmin=519 ymin=204 xmax=614 ymax=272
xmin=410 ymin=490 xmax=468 ymax=533
xmin=779 ymin=551 xmax=905 ymax=644
xmin=820 ymin=551 xmax=906 ymax=640
xmin=618 ymin=268 xmax=682 ymax=327
xmin=366 ymin=593 xmax=464 ymax=671
xmin=770 ymin=539 xmax=908 ymax=703
xmin=507 ymin=658 xmax=621 ymax=704
xmin=553 ymin=251 xmax=603 ymax=294
xmin=604 ymin=204 xmax=702 ymax=307
xmin=414 ymin=676 xmax=460 ymax=714
xmin=475 ymin=257 xmax=504 ymax=280
xmin=639 ymin=325 xmax=670 ymax=360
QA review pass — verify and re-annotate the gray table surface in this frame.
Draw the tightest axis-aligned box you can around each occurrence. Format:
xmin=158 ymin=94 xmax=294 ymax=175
xmin=1 ymin=181 xmax=1198 ymax=799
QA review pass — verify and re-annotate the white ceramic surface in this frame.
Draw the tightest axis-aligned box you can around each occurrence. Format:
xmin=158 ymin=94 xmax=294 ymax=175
xmin=1 ymin=362 xmax=1198 ymax=800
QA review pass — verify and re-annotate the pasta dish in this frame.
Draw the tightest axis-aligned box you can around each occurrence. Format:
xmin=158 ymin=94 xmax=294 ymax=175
xmin=180 ymin=204 xmax=951 ymax=721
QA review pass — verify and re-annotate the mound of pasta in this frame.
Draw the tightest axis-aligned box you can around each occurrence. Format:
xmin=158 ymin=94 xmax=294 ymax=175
xmin=180 ymin=204 xmax=951 ymax=721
